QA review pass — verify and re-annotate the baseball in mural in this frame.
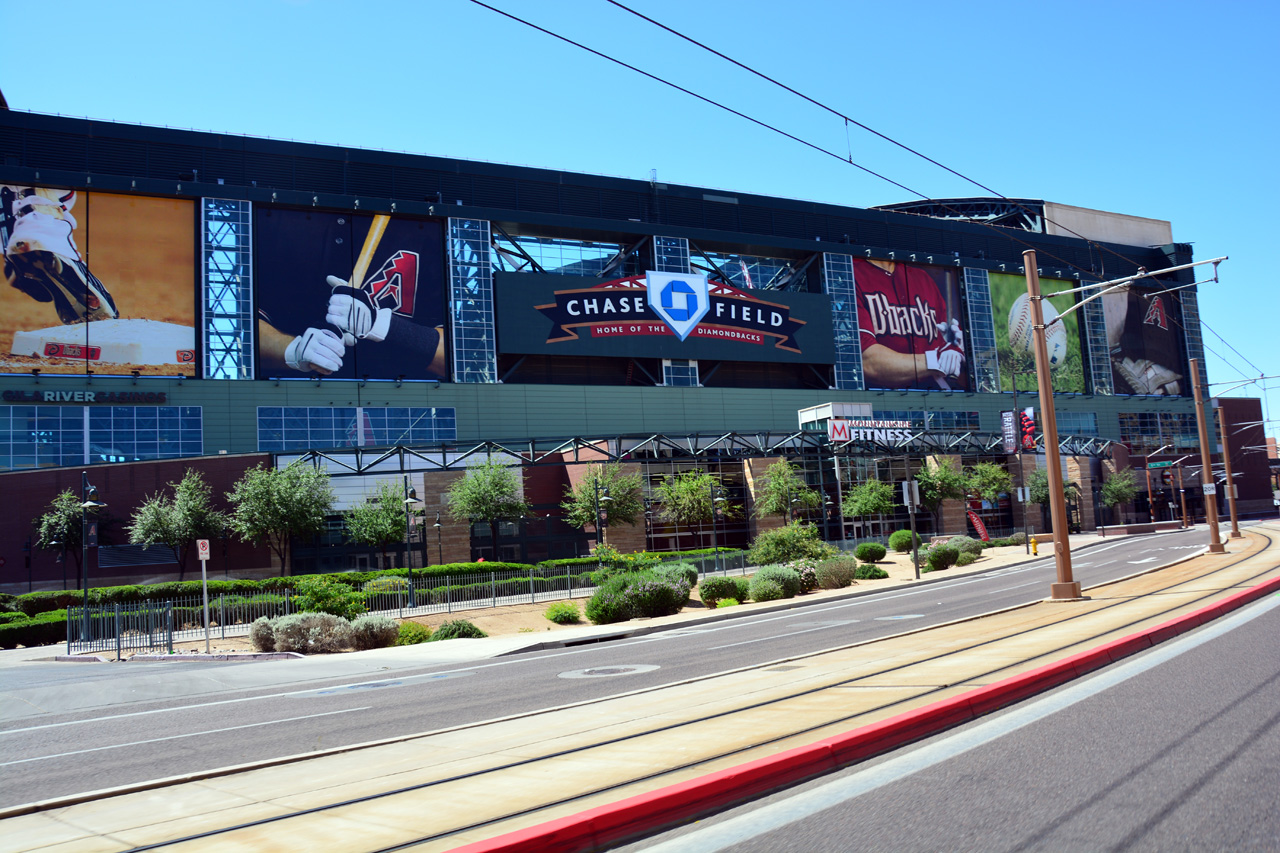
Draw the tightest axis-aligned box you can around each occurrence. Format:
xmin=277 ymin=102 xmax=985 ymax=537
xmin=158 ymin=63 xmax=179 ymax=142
xmin=1007 ymin=292 xmax=1068 ymax=367
xmin=852 ymin=258 xmax=968 ymax=391
xmin=989 ymin=272 xmax=1084 ymax=393
xmin=0 ymin=187 xmax=198 ymax=376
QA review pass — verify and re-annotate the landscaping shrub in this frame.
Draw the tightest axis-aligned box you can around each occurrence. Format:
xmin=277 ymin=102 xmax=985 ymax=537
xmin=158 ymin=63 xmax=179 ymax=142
xmin=294 ymin=576 xmax=366 ymax=620
xmin=396 ymin=622 xmax=432 ymax=645
xmin=716 ymin=598 xmax=740 ymax=608
xmin=752 ymin=565 xmax=802 ymax=598
xmin=815 ymin=558 xmax=859 ymax=589
xmin=249 ymin=616 xmax=275 ymax=652
xmin=350 ymin=615 xmax=400 ymax=650
xmin=780 ymin=560 xmax=819 ymax=593
xmin=656 ymin=562 xmax=698 ymax=589
xmin=544 ymin=601 xmax=581 ymax=625
xmin=432 ymin=619 xmax=487 ymax=641
xmin=698 ymin=576 xmax=741 ymax=609
xmin=946 ymin=536 xmax=984 ymax=558
xmin=1008 ymin=531 xmax=1027 ymax=545
xmin=733 ymin=576 xmax=751 ymax=603
xmin=0 ymin=593 xmax=18 ymax=612
xmin=625 ymin=577 xmax=689 ymax=618
xmin=747 ymin=521 xmax=837 ymax=566
xmin=0 ymin=612 xmax=27 ymax=624
xmin=888 ymin=529 xmax=919 ymax=553
xmin=924 ymin=545 xmax=960 ymax=573
xmin=0 ymin=610 xmax=67 ymax=648
xmin=854 ymin=564 xmax=889 ymax=580
xmin=271 ymin=613 xmax=353 ymax=653
xmin=854 ymin=542 xmax=888 ymax=563
xmin=362 ymin=576 xmax=410 ymax=595
xmin=584 ymin=587 xmax=633 ymax=625
xmin=956 ymin=551 xmax=977 ymax=566
xmin=749 ymin=577 xmax=785 ymax=603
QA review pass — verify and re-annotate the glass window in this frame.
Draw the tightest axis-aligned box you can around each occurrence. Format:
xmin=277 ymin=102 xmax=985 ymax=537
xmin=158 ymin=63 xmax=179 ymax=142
xmin=0 ymin=406 xmax=202 ymax=471
xmin=256 ymin=406 xmax=457 ymax=452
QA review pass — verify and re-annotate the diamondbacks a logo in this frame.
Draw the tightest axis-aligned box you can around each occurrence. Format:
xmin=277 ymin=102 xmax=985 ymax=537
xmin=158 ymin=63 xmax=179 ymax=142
xmin=365 ymin=250 xmax=419 ymax=316
xmin=647 ymin=271 xmax=710 ymax=341
xmin=1142 ymin=295 xmax=1169 ymax=330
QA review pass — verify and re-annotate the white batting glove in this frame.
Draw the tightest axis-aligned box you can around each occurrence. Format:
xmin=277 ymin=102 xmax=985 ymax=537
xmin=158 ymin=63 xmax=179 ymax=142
xmin=285 ymin=328 xmax=345 ymax=374
xmin=326 ymin=275 xmax=391 ymax=346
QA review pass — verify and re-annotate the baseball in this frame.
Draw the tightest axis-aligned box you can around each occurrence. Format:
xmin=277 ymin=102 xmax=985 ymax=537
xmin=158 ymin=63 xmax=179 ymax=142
xmin=1008 ymin=293 xmax=1068 ymax=367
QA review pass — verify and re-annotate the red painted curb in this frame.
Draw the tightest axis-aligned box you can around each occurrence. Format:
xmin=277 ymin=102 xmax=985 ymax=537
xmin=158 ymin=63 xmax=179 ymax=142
xmin=450 ymin=573 xmax=1280 ymax=853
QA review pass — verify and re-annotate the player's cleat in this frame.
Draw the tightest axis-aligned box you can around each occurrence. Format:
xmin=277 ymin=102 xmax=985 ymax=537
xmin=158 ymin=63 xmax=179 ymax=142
xmin=2 ymin=186 xmax=119 ymax=324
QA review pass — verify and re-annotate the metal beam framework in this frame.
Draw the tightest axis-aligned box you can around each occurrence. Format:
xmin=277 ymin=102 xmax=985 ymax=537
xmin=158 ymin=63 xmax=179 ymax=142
xmin=280 ymin=430 xmax=1116 ymax=476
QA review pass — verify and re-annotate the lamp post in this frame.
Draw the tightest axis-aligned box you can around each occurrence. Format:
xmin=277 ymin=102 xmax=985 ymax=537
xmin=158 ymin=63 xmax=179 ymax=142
xmin=433 ymin=511 xmax=443 ymax=566
xmin=80 ymin=471 xmax=106 ymax=642
xmin=1213 ymin=399 xmax=1244 ymax=539
xmin=593 ymin=480 xmax=611 ymax=557
xmin=1171 ymin=455 xmax=1192 ymax=528
xmin=404 ymin=475 xmax=421 ymax=580
xmin=1190 ymin=358 xmax=1226 ymax=554
xmin=709 ymin=481 xmax=724 ymax=573
xmin=1144 ymin=444 xmax=1172 ymax=522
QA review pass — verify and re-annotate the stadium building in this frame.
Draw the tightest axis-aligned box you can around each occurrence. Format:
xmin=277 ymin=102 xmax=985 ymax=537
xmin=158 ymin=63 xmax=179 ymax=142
xmin=0 ymin=108 xmax=1271 ymax=590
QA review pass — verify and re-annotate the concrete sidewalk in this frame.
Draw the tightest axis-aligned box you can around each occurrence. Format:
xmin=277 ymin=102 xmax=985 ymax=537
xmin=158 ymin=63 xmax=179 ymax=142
xmin=2 ymin=523 xmax=1274 ymax=853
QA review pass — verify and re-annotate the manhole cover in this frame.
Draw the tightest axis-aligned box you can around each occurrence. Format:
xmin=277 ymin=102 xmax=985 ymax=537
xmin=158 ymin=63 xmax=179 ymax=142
xmin=559 ymin=664 xmax=660 ymax=679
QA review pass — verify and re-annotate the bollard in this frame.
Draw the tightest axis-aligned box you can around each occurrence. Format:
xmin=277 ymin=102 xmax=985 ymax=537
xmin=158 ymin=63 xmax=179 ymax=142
xmin=1031 ymin=536 xmax=1039 ymax=556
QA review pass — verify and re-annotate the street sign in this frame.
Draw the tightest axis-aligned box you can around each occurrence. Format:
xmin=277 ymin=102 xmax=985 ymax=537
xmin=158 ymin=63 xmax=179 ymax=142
xmin=1202 ymin=483 xmax=1216 ymax=495
xmin=196 ymin=539 xmax=211 ymax=561
xmin=902 ymin=480 xmax=920 ymax=509
xmin=1147 ymin=460 xmax=1175 ymax=469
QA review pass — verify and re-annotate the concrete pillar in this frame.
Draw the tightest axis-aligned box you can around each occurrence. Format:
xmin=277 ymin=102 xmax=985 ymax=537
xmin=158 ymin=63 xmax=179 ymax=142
xmin=1065 ymin=456 xmax=1096 ymax=532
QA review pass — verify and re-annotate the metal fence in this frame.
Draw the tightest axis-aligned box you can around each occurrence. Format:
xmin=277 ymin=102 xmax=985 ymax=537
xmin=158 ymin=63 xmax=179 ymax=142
xmin=65 ymin=557 xmax=756 ymax=656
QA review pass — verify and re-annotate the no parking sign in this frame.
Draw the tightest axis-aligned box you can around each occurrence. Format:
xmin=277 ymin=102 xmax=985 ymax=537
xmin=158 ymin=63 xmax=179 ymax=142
xmin=197 ymin=539 xmax=210 ymax=561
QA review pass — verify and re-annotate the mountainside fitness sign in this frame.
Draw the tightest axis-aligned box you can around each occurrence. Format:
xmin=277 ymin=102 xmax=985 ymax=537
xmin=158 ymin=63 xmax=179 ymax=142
xmin=494 ymin=272 xmax=836 ymax=364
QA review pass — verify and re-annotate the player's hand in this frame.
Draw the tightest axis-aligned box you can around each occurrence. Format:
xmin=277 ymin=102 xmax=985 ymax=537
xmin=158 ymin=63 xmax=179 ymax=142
xmin=926 ymin=324 xmax=965 ymax=378
xmin=326 ymin=275 xmax=391 ymax=345
xmin=285 ymin=328 xmax=345 ymax=374
xmin=1118 ymin=358 xmax=1182 ymax=395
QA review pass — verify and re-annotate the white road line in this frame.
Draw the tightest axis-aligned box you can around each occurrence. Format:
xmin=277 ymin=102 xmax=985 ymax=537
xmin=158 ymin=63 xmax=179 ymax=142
xmin=0 ymin=707 xmax=370 ymax=767
xmin=638 ymin=593 xmax=1280 ymax=853
xmin=707 ymin=623 xmax=859 ymax=651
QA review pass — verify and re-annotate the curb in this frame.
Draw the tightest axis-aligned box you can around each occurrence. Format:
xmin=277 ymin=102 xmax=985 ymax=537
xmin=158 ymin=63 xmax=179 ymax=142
xmin=128 ymin=652 xmax=304 ymax=662
xmin=450 ymin=570 xmax=1280 ymax=853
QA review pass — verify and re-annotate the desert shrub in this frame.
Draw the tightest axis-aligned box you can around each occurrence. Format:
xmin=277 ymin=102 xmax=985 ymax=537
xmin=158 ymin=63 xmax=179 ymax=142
xmin=625 ymin=577 xmax=690 ymax=617
xmin=271 ymin=613 xmax=353 ymax=653
xmin=753 ymin=565 xmax=801 ymax=598
xmin=854 ymin=542 xmax=887 ymax=563
xmin=1008 ymin=531 xmax=1027 ymax=545
xmin=396 ymin=622 xmax=432 ymax=645
xmin=698 ymin=576 xmax=741 ymax=609
xmin=747 ymin=522 xmax=837 ymax=566
xmin=350 ymin=614 xmax=399 ymax=650
xmin=956 ymin=551 xmax=977 ymax=567
xmin=780 ymin=559 xmax=820 ymax=593
xmin=749 ymin=577 xmax=785 ymax=603
xmin=294 ymin=576 xmax=366 ymax=620
xmin=716 ymin=598 xmax=740 ymax=608
xmin=656 ymin=562 xmax=698 ymax=588
xmin=733 ymin=576 xmax=752 ymax=603
xmin=249 ymin=616 xmax=275 ymax=652
xmin=584 ymin=587 xmax=633 ymax=624
xmin=947 ymin=536 xmax=984 ymax=558
xmin=924 ymin=545 xmax=960 ymax=573
xmin=432 ymin=619 xmax=487 ymax=641
xmin=816 ymin=558 xmax=859 ymax=589
xmin=888 ymin=529 xmax=919 ymax=553
xmin=854 ymin=564 xmax=889 ymax=580
xmin=544 ymin=601 xmax=581 ymax=625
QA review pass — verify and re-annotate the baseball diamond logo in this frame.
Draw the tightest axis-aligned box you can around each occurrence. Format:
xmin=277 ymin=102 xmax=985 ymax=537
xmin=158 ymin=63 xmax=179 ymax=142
xmin=647 ymin=271 xmax=710 ymax=341
xmin=1142 ymin=294 xmax=1169 ymax=330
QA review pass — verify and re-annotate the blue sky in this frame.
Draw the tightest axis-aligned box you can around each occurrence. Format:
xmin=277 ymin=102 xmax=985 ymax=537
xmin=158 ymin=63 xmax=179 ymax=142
xmin=4 ymin=0 xmax=1276 ymax=439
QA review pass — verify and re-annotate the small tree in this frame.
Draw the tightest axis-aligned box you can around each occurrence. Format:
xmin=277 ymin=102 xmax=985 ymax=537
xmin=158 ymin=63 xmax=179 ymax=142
xmin=447 ymin=458 xmax=529 ymax=560
xmin=35 ymin=490 xmax=90 ymax=579
xmin=652 ymin=469 xmax=739 ymax=550
xmin=344 ymin=481 xmax=409 ymax=571
xmin=753 ymin=459 xmax=820 ymax=521
xmin=128 ymin=469 xmax=227 ymax=580
xmin=1101 ymin=468 xmax=1140 ymax=523
xmin=561 ymin=463 xmax=644 ymax=533
xmin=966 ymin=462 xmax=1013 ymax=506
xmin=841 ymin=479 xmax=898 ymax=538
xmin=915 ymin=458 xmax=968 ymax=529
xmin=226 ymin=461 xmax=334 ymax=575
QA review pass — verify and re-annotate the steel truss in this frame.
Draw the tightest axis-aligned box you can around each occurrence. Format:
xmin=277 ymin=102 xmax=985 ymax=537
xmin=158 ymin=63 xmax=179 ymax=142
xmin=280 ymin=430 xmax=1116 ymax=476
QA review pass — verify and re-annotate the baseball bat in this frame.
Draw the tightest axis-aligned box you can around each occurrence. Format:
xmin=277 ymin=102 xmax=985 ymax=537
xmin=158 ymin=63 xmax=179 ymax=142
xmin=349 ymin=214 xmax=391 ymax=291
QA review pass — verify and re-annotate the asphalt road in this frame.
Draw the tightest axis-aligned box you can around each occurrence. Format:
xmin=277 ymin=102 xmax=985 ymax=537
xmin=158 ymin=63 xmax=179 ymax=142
xmin=618 ymin=583 xmax=1280 ymax=852
xmin=0 ymin=528 xmax=1240 ymax=808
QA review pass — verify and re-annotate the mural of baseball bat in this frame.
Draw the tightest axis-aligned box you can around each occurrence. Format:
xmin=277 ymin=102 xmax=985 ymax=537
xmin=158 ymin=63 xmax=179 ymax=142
xmin=348 ymin=214 xmax=390 ymax=291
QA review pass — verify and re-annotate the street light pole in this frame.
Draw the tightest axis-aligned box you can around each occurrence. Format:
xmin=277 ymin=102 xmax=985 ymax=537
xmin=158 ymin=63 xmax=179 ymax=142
xmin=403 ymin=475 xmax=421 ymax=580
xmin=1190 ymin=358 xmax=1226 ymax=554
xmin=1214 ymin=400 xmax=1244 ymax=539
xmin=1144 ymin=444 xmax=1172 ymax=523
xmin=79 ymin=471 xmax=105 ymax=642
xmin=433 ymin=511 xmax=443 ymax=566
xmin=1022 ymin=251 xmax=1080 ymax=600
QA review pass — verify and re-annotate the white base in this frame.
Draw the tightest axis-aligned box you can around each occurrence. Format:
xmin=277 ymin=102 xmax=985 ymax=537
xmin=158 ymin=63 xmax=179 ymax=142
xmin=11 ymin=319 xmax=196 ymax=365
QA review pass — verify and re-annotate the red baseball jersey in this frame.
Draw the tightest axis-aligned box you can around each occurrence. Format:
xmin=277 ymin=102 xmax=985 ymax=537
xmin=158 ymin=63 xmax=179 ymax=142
xmin=852 ymin=259 xmax=948 ymax=355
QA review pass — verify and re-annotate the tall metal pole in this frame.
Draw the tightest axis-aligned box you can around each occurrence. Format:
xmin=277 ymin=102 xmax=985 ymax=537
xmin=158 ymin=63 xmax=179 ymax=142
xmin=81 ymin=471 xmax=90 ymax=642
xmin=1011 ymin=370 xmax=1029 ymax=554
xmin=403 ymin=475 xmax=413 ymax=576
xmin=1023 ymin=251 xmax=1080 ymax=600
xmin=1215 ymin=400 xmax=1243 ymax=539
xmin=1190 ymin=358 xmax=1226 ymax=553
xmin=1177 ymin=464 xmax=1190 ymax=528
xmin=1144 ymin=462 xmax=1155 ymax=522
xmin=709 ymin=481 xmax=720 ymax=573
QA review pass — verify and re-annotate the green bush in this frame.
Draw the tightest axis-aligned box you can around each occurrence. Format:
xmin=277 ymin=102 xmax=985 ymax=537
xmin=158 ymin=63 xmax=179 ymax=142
xmin=854 ymin=564 xmax=889 ymax=580
xmin=698 ymin=576 xmax=740 ymax=609
xmin=780 ymin=560 xmax=819 ymax=593
xmin=888 ymin=529 xmax=919 ymax=553
xmin=752 ymin=565 xmax=802 ymax=598
xmin=249 ymin=616 xmax=275 ymax=651
xmin=396 ymin=622 xmax=432 ymax=645
xmin=0 ymin=612 xmax=27 ymax=624
xmin=271 ymin=613 xmax=353 ymax=653
xmin=749 ymin=577 xmax=785 ymax=603
xmin=0 ymin=610 xmax=67 ymax=648
xmin=1007 ymin=531 xmax=1027 ymax=545
xmin=716 ymin=598 xmax=740 ymax=608
xmin=350 ymin=615 xmax=400 ymax=650
xmin=544 ymin=601 xmax=581 ymax=625
xmin=293 ymin=576 xmax=367 ymax=620
xmin=362 ymin=576 xmax=410 ymax=594
xmin=0 ymin=592 xmax=17 ymax=612
xmin=432 ymin=619 xmax=488 ymax=641
xmin=924 ymin=545 xmax=960 ymax=573
xmin=956 ymin=551 xmax=977 ymax=566
xmin=655 ymin=562 xmax=699 ymax=589
xmin=625 ymin=576 xmax=689 ymax=618
xmin=946 ymin=536 xmax=984 ymax=558
xmin=584 ymin=586 xmax=633 ymax=625
xmin=855 ymin=542 xmax=888 ymax=563
xmin=747 ymin=522 xmax=837 ymax=566
xmin=733 ymin=576 xmax=752 ymax=603
xmin=815 ymin=558 xmax=859 ymax=589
